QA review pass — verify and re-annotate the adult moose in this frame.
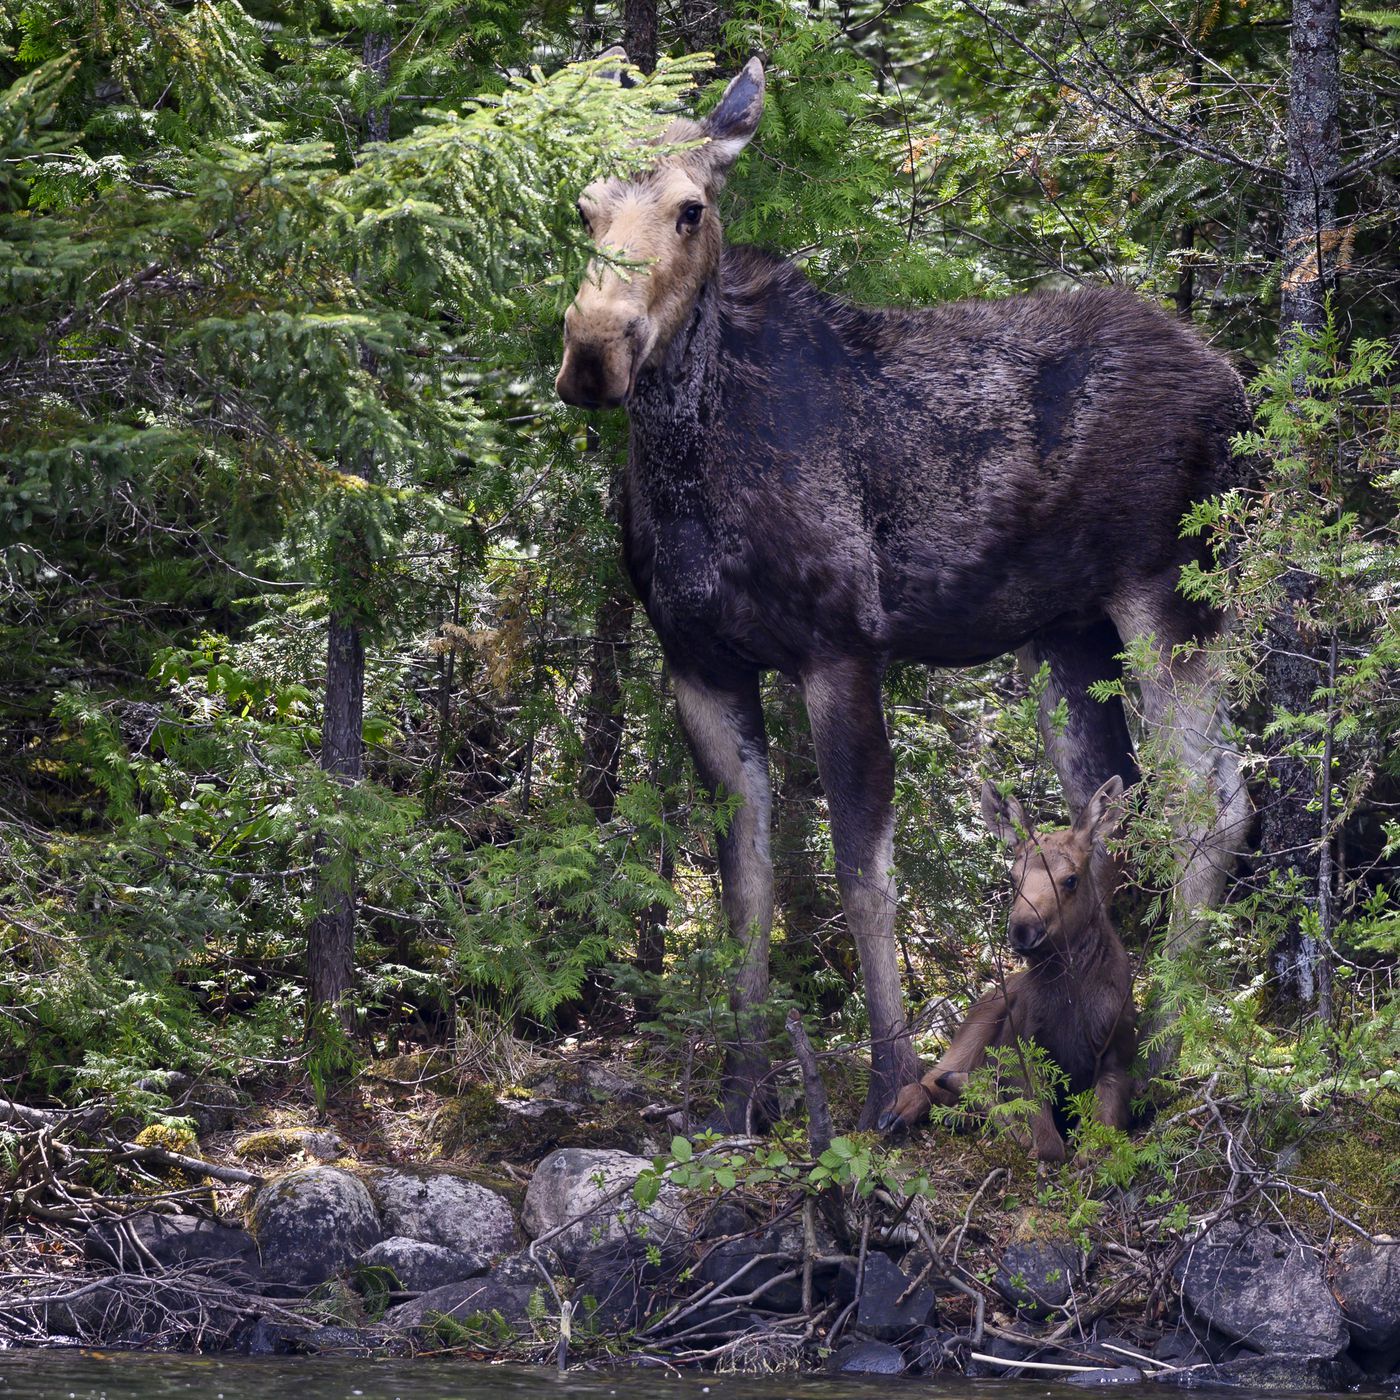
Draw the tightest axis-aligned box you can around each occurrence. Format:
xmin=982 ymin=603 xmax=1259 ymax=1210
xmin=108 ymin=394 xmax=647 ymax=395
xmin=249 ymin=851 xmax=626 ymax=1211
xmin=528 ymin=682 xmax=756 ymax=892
xmin=556 ymin=56 xmax=1250 ymax=1130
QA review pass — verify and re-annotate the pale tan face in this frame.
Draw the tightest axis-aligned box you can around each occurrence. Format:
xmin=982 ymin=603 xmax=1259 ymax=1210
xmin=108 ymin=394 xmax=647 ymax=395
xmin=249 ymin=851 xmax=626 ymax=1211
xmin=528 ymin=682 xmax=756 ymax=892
xmin=980 ymin=775 xmax=1125 ymax=957
xmin=555 ymin=57 xmax=765 ymax=410
xmin=557 ymin=157 xmax=722 ymax=409
xmin=1006 ymin=829 xmax=1097 ymax=956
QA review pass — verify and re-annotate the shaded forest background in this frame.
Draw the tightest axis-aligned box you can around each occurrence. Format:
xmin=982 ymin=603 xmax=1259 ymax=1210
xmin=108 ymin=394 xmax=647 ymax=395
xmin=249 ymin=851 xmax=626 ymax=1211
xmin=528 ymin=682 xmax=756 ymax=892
xmin=2 ymin=0 xmax=1398 ymax=1129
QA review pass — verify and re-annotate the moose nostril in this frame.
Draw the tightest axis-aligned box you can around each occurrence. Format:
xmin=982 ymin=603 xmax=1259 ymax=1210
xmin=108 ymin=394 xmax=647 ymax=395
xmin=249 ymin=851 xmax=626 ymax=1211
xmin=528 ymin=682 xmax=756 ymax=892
xmin=1010 ymin=922 xmax=1046 ymax=951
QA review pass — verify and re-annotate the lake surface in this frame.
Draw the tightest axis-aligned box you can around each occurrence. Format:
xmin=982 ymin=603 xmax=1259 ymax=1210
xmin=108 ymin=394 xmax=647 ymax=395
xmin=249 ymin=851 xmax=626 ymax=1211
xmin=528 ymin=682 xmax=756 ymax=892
xmin=0 ymin=1354 xmax=1354 ymax=1400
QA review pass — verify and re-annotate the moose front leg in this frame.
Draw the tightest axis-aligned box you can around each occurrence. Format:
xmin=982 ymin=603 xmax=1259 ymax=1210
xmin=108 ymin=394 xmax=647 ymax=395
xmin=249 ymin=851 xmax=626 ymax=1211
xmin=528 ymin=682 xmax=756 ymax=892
xmin=673 ymin=670 xmax=775 ymax=1131
xmin=802 ymin=658 xmax=921 ymax=1129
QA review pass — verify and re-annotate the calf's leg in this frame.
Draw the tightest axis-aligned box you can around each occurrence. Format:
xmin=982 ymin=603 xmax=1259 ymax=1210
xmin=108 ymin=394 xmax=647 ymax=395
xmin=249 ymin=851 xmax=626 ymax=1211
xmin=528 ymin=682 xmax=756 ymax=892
xmin=878 ymin=987 xmax=1009 ymax=1134
xmin=673 ymin=670 xmax=774 ymax=1130
xmin=802 ymin=657 xmax=921 ymax=1128
xmin=1091 ymin=1066 xmax=1132 ymax=1130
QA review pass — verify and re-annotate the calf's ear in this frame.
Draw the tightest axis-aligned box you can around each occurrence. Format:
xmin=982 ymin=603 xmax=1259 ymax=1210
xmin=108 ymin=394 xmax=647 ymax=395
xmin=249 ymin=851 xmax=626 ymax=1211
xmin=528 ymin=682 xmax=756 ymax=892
xmin=701 ymin=58 xmax=765 ymax=172
xmin=1073 ymin=774 xmax=1127 ymax=844
xmin=981 ymin=780 xmax=1034 ymax=845
xmin=593 ymin=45 xmax=634 ymax=87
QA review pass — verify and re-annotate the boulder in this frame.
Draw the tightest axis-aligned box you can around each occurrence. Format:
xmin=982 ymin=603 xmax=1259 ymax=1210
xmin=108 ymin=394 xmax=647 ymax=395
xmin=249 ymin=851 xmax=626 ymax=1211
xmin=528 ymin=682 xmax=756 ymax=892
xmin=965 ymin=1331 xmax=1035 ymax=1378
xmin=994 ymin=1240 xmax=1084 ymax=1321
xmin=696 ymin=1216 xmax=839 ymax=1314
xmin=246 ymin=1166 xmax=381 ymax=1286
xmin=1333 ymin=1236 xmax=1400 ymax=1354
xmin=521 ymin=1148 xmax=687 ymax=1267
xmin=828 ymin=1340 xmax=905 ymax=1374
xmin=1175 ymin=1222 xmax=1349 ymax=1358
xmin=1153 ymin=1353 xmax=1361 ymax=1390
xmin=574 ymin=1238 xmax=679 ymax=1332
xmin=907 ymin=1324 xmax=969 ymax=1373
xmin=848 ymin=1252 xmax=936 ymax=1340
xmin=357 ymin=1237 xmax=486 ymax=1293
xmin=368 ymin=1169 xmax=517 ymax=1262
xmin=86 ymin=1212 xmax=260 ymax=1281
xmin=382 ymin=1251 xmax=544 ymax=1336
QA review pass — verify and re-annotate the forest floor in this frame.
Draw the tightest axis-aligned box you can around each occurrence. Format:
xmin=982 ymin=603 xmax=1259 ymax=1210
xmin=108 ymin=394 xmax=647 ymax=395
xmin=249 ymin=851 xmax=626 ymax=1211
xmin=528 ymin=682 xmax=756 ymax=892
xmin=2 ymin=1029 xmax=1398 ymax=1384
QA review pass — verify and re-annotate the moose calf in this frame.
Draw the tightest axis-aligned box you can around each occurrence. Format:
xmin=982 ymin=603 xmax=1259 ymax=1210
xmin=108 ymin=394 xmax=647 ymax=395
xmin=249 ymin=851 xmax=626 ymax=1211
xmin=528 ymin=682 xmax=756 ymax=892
xmin=878 ymin=776 xmax=1137 ymax=1163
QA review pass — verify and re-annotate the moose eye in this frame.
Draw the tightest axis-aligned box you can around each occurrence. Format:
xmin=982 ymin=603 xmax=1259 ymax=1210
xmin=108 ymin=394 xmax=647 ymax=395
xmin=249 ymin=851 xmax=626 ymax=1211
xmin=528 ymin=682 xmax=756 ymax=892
xmin=577 ymin=202 xmax=592 ymax=234
xmin=1063 ymin=874 xmax=1079 ymax=892
xmin=677 ymin=202 xmax=704 ymax=232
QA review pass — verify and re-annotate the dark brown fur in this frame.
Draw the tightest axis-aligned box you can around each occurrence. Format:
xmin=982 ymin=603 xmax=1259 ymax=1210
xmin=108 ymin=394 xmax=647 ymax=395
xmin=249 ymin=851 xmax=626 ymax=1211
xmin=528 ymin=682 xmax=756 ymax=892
xmin=558 ymin=59 xmax=1247 ymax=1130
xmin=879 ymin=778 xmax=1138 ymax=1163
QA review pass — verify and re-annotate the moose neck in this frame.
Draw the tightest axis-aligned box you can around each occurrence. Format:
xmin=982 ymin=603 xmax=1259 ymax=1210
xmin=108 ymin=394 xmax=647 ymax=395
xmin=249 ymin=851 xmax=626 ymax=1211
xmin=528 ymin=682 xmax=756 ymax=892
xmin=627 ymin=272 xmax=722 ymax=452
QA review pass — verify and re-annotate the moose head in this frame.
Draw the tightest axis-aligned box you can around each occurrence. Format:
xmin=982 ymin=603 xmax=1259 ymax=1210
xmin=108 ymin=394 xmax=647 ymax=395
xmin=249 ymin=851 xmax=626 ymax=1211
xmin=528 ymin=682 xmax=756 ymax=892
xmin=555 ymin=56 xmax=765 ymax=410
xmin=980 ymin=775 xmax=1127 ymax=961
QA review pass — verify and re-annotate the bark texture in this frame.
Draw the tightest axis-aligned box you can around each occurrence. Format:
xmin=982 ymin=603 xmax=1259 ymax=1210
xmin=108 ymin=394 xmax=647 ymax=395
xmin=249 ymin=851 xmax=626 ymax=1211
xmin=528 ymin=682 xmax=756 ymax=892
xmin=307 ymin=29 xmax=389 ymax=1020
xmin=1264 ymin=0 xmax=1340 ymax=1012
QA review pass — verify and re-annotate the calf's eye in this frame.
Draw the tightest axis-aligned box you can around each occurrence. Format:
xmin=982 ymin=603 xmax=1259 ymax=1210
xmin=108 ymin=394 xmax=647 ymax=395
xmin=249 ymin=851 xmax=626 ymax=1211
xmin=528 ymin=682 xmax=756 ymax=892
xmin=1063 ymin=874 xmax=1079 ymax=891
xmin=677 ymin=202 xmax=704 ymax=232
xmin=577 ymin=203 xmax=592 ymax=234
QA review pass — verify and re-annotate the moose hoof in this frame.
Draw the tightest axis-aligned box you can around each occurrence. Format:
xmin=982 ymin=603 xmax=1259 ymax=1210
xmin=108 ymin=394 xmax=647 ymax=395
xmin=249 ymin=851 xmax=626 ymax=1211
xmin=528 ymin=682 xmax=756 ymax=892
xmin=876 ymin=1110 xmax=909 ymax=1137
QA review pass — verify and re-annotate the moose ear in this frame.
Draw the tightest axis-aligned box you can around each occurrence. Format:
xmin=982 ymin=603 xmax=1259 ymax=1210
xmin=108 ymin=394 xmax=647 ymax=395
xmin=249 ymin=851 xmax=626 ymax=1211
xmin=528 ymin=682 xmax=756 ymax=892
xmin=1073 ymin=775 xmax=1127 ymax=844
xmin=701 ymin=58 xmax=765 ymax=171
xmin=594 ymin=45 xmax=635 ymax=88
xmin=981 ymin=781 xmax=1034 ymax=846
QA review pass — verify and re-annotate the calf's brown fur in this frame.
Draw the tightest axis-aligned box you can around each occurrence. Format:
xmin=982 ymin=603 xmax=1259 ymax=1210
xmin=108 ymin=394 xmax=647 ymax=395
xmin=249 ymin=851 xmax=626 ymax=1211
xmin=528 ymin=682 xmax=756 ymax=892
xmin=878 ymin=777 xmax=1137 ymax=1163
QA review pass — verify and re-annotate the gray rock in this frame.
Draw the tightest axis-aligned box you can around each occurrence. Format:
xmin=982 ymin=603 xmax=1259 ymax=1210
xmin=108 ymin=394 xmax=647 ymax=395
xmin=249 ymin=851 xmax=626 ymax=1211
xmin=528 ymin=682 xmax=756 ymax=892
xmin=1175 ymin=1222 xmax=1349 ymax=1358
xmin=368 ymin=1169 xmax=517 ymax=1260
xmin=965 ymin=1332 xmax=1034 ymax=1378
xmin=1152 ymin=1353 xmax=1361 ymax=1390
xmin=521 ymin=1148 xmax=688 ymax=1267
xmin=574 ymin=1238 xmax=679 ymax=1333
xmin=381 ymin=1254 xmax=545 ymax=1335
xmin=907 ymin=1325 xmax=969 ymax=1373
xmin=173 ymin=1079 xmax=242 ymax=1136
xmin=1152 ymin=1330 xmax=1211 ymax=1369
xmin=246 ymin=1166 xmax=381 ymax=1286
xmin=1066 ymin=1366 xmax=1144 ymax=1386
xmin=829 ymin=1339 xmax=905 ymax=1374
xmin=1333 ymin=1235 xmax=1400 ymax=1353
xmin=357 ymin=1236 xmax=486 ymax=1292
xmin=86 ymin=1212 xmax=260 ymax=1281
xmin=696 ymin=1216 xmax=839 ymax=1314
xmin=851 ymin=1252 xmax=936 ymax=1339
xmin=994 ymin=1240 xmax=1084 ymax=1320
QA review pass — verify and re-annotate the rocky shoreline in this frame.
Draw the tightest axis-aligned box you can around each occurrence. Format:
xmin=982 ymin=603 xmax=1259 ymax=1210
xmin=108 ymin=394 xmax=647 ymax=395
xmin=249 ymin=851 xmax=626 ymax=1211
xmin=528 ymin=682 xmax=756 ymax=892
xmin=5 ymin=1142 xmax=1400 ymax=1388
xmin=3 ymin=1061 xmax=1399 ymax=1389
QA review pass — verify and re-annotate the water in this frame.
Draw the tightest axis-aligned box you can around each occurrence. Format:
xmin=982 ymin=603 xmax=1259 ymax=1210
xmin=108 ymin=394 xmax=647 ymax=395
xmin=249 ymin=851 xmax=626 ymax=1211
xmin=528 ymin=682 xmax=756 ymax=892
xmin=0 ymin=1354 xmax=1354 ymax=1400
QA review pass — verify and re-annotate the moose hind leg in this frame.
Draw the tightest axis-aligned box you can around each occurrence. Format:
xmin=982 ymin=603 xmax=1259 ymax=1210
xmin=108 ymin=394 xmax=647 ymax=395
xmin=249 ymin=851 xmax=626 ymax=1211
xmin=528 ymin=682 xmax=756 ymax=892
xmin=673 ymin=670 xmax=775 ymax=1131
xmin=1017 ymin=618 xmax=1139 ymax=819
xmin=802 ymin=658 xmax=921 ymax=1129
xmin=1109 ymin=593 xmax=1251 ymax=951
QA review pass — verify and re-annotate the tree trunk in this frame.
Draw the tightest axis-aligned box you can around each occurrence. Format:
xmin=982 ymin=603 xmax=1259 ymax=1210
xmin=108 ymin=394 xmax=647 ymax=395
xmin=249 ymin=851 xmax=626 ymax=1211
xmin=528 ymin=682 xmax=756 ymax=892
xmin=1279 ymin=0 xmax=1340 ymax=338
xmin=306 ymin=29 xmax=390 ymax=1026
xmin=308 ymin=616 xmax=365 ymax=1011
xmin=1264 ymin=0 xmax=1340 ymax=1013
xmin=580 ymin=582 xmax=633 ymax=824
xmin=623 ymin=0 xmax=658 ymax=73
